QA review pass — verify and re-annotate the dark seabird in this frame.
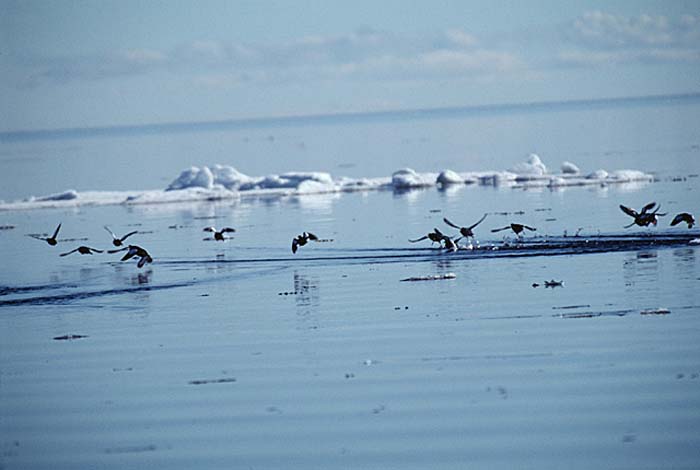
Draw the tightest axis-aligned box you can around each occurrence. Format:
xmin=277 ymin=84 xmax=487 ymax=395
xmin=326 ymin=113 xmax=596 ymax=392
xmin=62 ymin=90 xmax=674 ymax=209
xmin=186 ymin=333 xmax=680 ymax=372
xmin=443 ymin=214 xmax=487 ymax=241
xmin=29 ymin=223 xmax=61 ymax=246
xmin=620 ymin=202 xmax=666 ymax=228
xmin=440 ymin=235 xmax=461 ymax=252
xmin=292 ymin=232 xmax=319 ymax=254
xmin=203 ymin=226 xmax=236 ymax=241
xmin=60 ymin=246 xmax=103 ymax=256
xmin=104 ymin=226 xmax=138 ymax=247
xmin=409 ymin=228 xmax=445 ymax=246
xmin=670 ymin=212 xmax=695 ymax=228
xmin=109 ymin=245 xmax=153 ymax=268
xmin=491 ymin=223 xmax=537 ymax=236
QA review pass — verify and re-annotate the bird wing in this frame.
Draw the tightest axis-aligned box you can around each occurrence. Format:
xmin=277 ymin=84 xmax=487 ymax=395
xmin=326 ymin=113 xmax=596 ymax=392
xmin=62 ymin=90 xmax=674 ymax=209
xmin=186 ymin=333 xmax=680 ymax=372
xmin=29 ymin=234 xmax=47 ymax=241
xmin=120 ymin=230 xmax=138 ymax=241
xmin=292 ymin=239 xmax=299 ymax=253
xmin=522 ymin=225 xmax=537 ymax=231
xmin=408 ymin=235 xmax=428 ymax=243
xmin=203 ymin=227 xmax=216 ymax=232
xmin=670 ymin=214 xmax=683 ymax=226
xmin=641 ymin=201 xmax=657 ymax=214
xmin=307 ymin=232 xmax=319 ymax=241
xmin=468 ymin=213 xmax=488 ymax=230
xmin=60 ymin=248 xmax=78 ymax=257
xmin=52 ymin=223 xmax=62 ymax=239
xmin=433 ymin=228 xmax=444 ymax=237
xmin=104 ymin=225 xmax=117 ymax=239
xmin=107 ymin=247 xmax=128 ymax=254
xmin=221 ymin=227 xmax=236 ymax=233
xmin=491 ymin=226 xmax=510 ymax=233
xmin=90 ymin=248 xmax=103 ymax=253
xmin=443 ymin=218 xmax=460 ymax=229
xmin=619 ymin=205 xmax=638 ymax=217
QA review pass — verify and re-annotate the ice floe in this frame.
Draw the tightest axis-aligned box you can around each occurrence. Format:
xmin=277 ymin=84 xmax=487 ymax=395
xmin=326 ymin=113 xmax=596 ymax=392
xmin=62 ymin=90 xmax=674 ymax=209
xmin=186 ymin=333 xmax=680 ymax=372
xmin=0 ymin=155 xmax=655 ymax=211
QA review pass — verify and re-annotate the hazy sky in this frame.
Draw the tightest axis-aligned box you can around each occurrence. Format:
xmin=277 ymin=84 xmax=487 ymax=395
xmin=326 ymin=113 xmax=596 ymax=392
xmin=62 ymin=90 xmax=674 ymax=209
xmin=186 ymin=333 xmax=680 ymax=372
xmin=2 ymin=0 xmax=699 ymax=131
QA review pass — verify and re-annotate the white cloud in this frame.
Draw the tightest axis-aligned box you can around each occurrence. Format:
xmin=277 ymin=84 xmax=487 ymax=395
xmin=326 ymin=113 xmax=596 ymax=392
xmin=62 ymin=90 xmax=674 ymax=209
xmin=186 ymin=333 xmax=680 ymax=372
xmin=559 ymin=11 xmax=700 ymax=66
xmin=7 ymin=28 xmax=525 ymax=88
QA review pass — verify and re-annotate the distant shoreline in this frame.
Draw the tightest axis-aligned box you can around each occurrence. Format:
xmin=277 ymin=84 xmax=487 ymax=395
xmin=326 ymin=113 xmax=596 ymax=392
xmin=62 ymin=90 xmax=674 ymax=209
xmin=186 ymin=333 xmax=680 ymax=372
xmin=2 ymin=91 xmax=699 ymax=143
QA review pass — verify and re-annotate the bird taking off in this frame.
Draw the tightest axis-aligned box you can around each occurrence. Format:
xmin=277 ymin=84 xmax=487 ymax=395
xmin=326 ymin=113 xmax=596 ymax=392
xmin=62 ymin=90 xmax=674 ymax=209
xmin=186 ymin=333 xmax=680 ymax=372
xmin=491 ymin=223 xmax=536 ymax=237
xmin=443 ymin=213 xmax=487 ymax=241
xmin=109 ymin=245 xmax=153 ymax=268
xmin=409 ymin=228 xmax=445 ymax=245
xmin=620 ymin=202 xmax=666 ymax=228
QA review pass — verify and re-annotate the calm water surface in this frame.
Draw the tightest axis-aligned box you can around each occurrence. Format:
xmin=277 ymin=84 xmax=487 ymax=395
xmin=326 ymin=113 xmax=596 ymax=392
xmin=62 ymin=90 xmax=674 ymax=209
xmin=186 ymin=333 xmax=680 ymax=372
xmin=1 ymin=178 xmax=699 ymax=469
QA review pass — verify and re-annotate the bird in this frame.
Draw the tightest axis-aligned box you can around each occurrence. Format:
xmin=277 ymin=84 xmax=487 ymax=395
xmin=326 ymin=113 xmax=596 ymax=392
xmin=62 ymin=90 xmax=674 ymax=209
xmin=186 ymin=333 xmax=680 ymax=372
xmin=109 ymin=245 xmax=153 ymax=268
xmin=443 ymin=214 xmax=487 ymax=241
xmin=619 ymin=202 xmax=666 ymax=228
xmin=104 ymin=226 xmax=138 ymax=247
xmin=670 ymin=212 xmax=695 ymax=228
xmin=409 ymin=228 xmax=445 ymax=246
xmin=203 ymin=226 xmax=236 ymax=241
xmin=60 ymin=246 xmax=103 ymax=256
xmin=29 ymin=223 xmax=61 ymax=246
xmin=292 ymin=232 xmax=318 ymax=254
xmin=491 ymin=223 xmax=537 ymax=237
xmin=440 ymin=235 xmax=461 ymax=252
xmin=544 ymin=279 xmax=564 ymax=288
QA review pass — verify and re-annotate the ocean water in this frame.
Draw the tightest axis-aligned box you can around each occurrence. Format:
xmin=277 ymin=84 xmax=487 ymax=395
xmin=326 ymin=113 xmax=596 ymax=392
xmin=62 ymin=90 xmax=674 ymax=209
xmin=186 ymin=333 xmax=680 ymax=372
xmin=1 ymin=98 xmax=700 ymax=469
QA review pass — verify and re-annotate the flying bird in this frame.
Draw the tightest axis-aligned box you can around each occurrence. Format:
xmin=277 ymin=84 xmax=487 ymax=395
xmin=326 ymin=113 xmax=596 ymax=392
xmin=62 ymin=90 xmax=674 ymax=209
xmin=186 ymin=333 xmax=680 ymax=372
xmin=620 ymin=202 xmax=666 ymax=228
xmin=104 ymin=226 xmax=138 ymax=247
xmin=29 ymin=223 xmax=62 ymax=246
xmin=203 ymin=226 xmax=236 ymax=241
xmin=409 ymin=228 xmax=445 ymax=246
xmin=491 ymin=223 xmax=537 ymax=236
xmin=60 ymin=246 xmax=103 ymax=256
xmin=443 ymin=214 xmax=487 ymax=241
xmin=670 ymin=212 xmax=695 ymax=228
xmin=109 ymin=245 xmax=153 ymax=268
xmin=292 ymin=232 xmax=319 ymax=254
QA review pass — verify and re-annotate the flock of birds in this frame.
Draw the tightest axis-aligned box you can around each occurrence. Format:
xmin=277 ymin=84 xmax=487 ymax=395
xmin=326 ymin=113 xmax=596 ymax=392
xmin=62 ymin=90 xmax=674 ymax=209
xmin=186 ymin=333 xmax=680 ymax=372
xmin=27 ymin=202 xmax=696 ymax=265
xmin=29 ymin=225 xmax=153 ymax=268
xmin=407 ymin=202 xmax=695 ymax=252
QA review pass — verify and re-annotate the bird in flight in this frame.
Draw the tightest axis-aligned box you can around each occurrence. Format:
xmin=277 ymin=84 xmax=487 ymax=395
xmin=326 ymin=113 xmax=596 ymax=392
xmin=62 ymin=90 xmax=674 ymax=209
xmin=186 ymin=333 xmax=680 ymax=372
xmin=292 ymin=232 xmax=319 ymax=253
xmin=619 ymin=202 xmax=666 ymax=228
xmin=104 ymin=226 xmax=138 ymax=247
xmin=60 ymin=246 xmax=103 ymax=256
xmin=443 ymin=213 xmax=487 ymax=242
xmin=109 ymin=245 xmax=153 ymax=268
xmin=491 ymin=223 xmax=536 ymax=237
xmin=670 ymin=212 xmax=695 ymax=229
xmin=203 ymin=226 xmax=236 ymax=241
xmin=29 ymin=223 xmax=62 ymax=246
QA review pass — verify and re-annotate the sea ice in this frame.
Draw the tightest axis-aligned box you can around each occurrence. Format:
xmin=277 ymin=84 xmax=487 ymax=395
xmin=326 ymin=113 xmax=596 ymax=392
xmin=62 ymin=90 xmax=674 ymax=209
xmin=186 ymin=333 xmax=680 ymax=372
xmin=0 ymin=156 xmax=656 ymax=211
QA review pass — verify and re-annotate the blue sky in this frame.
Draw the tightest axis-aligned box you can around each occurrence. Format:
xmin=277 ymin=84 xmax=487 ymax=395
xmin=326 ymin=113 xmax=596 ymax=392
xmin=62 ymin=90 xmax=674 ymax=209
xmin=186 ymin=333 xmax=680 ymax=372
xmin=2 ymin=0 xmax=699 ymax=131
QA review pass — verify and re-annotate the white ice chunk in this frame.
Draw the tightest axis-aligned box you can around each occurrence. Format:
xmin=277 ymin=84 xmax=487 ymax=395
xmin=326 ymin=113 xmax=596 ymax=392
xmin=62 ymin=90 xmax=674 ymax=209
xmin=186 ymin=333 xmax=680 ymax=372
xmin=509 ymin=153 xmax=547 ymax=175
xmin=392 ymin=168 xmax=433 ymax=188
xmin=436 ymin=170 xmax=464 ymax=186
xmin=561 ymin=161 xmax=580 ymax=174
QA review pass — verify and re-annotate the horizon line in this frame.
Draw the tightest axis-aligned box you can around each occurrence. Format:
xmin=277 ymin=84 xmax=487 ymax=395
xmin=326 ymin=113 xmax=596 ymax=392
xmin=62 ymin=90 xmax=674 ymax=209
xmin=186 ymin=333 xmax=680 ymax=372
xmin=2 ymin=91 xmax=700 ymax=142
